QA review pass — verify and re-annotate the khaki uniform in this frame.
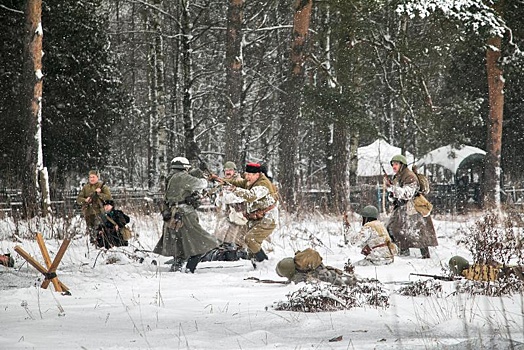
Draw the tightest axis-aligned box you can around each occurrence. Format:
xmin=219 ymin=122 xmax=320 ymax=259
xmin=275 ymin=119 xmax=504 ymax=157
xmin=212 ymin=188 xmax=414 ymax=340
xmin=76 ymin=182 xmax=111 ymax=230
xmin=353 ymin=220 xmax=397 ymax=265
xmin=291 ymin=265 xmax=357 ymax=286
xmin=226 ymin=173 xmax=278 ymax=254
xmin=386 ymin=166 xmax=438 ymax=250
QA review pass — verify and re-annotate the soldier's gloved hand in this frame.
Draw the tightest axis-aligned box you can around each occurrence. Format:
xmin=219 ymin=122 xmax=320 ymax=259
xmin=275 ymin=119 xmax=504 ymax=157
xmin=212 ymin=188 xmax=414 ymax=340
xmin=208 ymin=173 xmax=220 ymax=182
xmin=162 ymin=209 xmax=172 ymax=221
xmin=387 ymin=191 xmax=395 ymax=202
xmin=189 ymin=168 xmax=204 ymax=178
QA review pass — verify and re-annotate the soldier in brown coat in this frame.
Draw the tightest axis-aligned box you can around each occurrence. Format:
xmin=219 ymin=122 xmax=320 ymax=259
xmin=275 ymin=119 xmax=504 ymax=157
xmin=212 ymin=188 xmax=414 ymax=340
xmin=385 ymin=155 xmax=438 ymax=258
xmin=76 ymin=170 xmax=112 ymax=242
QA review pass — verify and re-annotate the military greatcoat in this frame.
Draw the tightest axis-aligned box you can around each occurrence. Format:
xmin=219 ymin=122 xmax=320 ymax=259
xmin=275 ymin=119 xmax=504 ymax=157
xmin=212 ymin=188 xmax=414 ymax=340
xmin=386 ymin=166 xmax=438 ymax=250
xmin=153 ymin=169 xmax=217 ymax=259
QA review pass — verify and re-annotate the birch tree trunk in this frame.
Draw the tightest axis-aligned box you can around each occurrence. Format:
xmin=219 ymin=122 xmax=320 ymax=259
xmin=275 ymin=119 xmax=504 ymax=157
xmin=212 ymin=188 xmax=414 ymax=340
xmin=224 ymin=0 xmax=244 ymax=164
xmin=22 ymin=0 xmax=49 ymax=218
xmin=279 ymin=0 xmax=313 ymax=212
xmin=146 ymin=7 xmax=159 ymax=190
xmin=483 ymin=34 xmax=504 ymax=209
xmin=146 ymin=0 xmax=167 ymax=191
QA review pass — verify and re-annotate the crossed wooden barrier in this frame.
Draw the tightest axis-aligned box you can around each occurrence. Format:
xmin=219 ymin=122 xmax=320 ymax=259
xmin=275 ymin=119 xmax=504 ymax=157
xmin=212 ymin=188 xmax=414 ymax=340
xmin=14 ymin=233 xmax=71 ymax=294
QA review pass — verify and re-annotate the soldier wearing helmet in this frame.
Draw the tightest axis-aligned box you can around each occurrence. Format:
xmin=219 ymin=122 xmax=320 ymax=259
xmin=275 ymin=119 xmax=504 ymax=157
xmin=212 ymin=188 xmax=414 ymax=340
xmin=153 ymin=155 xmax=218 ymax=273
xmin=386 ymin=154 xmax=438 ymax=259
xmin=350 ymin=205 xmax=397 ymax=265
xmin=275 ymin=249 xmax=357 ymax=286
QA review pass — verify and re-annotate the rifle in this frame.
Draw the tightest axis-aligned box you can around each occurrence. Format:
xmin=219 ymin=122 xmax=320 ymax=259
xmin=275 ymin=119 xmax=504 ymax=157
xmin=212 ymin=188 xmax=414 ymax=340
xmin=410 ymin=273 xmax=459 ymax=281
xmin=244 ymin=276 xmax=290 ymax=284
xmin=196 ymin=155 xmax=212 ymax=178
xmin=85 ymin=181 xmax=105 ymax=207
xmin=380 ymin=163 xmax=392 ymax=186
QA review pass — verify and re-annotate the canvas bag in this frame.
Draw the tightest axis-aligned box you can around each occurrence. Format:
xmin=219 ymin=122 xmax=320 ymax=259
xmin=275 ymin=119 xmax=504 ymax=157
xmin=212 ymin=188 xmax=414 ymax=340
xmin=412 ymin=165 xmax=430 ymax=195
xmin=120 ymin=226 xmax=133 ymax=241
xmin=413 ymin=194 xmax=433 ymax=217
xmin=106 ymin=215 xmax=133 ymax=241
xmin=294 ymin=248 xmax=323 ymax=271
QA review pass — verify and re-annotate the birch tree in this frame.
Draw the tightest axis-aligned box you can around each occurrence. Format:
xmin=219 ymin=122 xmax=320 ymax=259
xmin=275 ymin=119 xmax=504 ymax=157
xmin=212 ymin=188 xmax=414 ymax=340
xmin=146 ymin=0 xmax=167 ymax=191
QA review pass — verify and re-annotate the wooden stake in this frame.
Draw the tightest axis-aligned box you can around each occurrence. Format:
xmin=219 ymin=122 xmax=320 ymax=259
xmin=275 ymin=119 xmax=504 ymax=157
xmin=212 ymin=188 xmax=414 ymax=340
xmin=14 ymin=233 xmax=70 ymax=293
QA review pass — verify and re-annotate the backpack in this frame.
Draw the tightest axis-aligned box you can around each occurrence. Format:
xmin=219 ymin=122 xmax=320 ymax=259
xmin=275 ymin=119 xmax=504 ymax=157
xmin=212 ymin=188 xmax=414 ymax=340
xmin=412 ymin=165 xmax=430 ymax=195
xmin=294 ymin=248 xmax=323 ymax=271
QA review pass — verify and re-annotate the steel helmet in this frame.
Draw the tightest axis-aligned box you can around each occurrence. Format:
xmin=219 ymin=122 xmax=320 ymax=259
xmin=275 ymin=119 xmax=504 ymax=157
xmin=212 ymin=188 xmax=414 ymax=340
xmin=223 ymin=161 xmax=237 ymax=170
xmin=449 ymin=256 xmax=470 ymax=276
xmin=171 ymin=156 xmax=190 ymax=170
xmin=390 ymin=154 xmax=408 ymax=166
xmin=360 ymin=205 xmax=379 ymax=219
xmin=275 ymin=257 xmax=296 ymax=279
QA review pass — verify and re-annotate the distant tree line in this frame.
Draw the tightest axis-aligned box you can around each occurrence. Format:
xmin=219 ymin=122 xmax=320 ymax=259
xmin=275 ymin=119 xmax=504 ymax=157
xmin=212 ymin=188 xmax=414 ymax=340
xmin=0 ymin=0 xmax=523 ymax=216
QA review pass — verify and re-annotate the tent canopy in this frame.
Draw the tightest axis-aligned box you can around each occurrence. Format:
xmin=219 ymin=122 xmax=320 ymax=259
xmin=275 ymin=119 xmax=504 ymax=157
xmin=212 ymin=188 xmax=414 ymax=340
xmin=415 ymin=144 xmax=486 ymax=175
xmin=357 ymin=139 xmax=414 ymax=177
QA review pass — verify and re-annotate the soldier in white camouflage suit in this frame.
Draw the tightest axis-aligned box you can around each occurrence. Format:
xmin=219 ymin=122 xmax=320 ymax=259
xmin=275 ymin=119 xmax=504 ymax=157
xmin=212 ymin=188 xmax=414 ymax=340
xmin=351 ymin=205 xmax=397 ymax=266
xmin=212 ymin=162 xmax=278 ymax=264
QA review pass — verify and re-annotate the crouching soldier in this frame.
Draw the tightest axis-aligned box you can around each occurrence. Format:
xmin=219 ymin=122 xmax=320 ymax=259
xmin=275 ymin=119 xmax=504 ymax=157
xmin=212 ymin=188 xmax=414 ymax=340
xmin=275 ymin=248 xmax=357 ymax=286
xmin=212 ymin=162 xmax=278 ymax=266
xmin=96 ymin=200 xmax=130 ymax=249
xmin=351 ymin=205 xmax=398 ymax=266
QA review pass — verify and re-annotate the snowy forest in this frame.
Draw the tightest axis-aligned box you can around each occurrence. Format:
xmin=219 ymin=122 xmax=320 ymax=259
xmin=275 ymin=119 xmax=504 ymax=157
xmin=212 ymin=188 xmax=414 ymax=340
xmin=1 ymin=0 xmax=524 ymax=217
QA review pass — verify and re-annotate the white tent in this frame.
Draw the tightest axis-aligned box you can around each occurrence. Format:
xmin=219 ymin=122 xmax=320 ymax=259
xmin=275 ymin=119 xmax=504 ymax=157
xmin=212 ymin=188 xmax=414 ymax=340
xmin=357 ymin=139 xmax=414 ymax=177
xmin=415 ymin=144 xmax=486 ymax=175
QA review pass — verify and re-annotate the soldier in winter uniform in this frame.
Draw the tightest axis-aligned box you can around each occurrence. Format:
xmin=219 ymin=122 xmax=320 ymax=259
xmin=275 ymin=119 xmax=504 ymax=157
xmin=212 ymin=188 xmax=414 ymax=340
xmin=199 ymin=161 xmax=249 ymax=262
xmin=275 ymin=249 xmax=357 ymax=286
xmin=76 ymin=170 xmax=112 ymax=242
xmin=385 ymin=155 xmax=438 ymax=258
xmin=96 ymin=199 xmax=130 ymax=249
xmin=212 ymin=162 xmax=278 ymax=264
xmin=154 ymin=157 xmax=218 ymax=273
xmin=213 ymin=161 xmax=247 ymax=246
xmin=351 ymin=205 xmax=398 ymax=265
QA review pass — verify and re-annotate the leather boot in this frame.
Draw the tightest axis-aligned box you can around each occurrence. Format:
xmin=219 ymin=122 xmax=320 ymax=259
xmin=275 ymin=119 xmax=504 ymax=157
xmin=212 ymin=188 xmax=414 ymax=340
xmin=185 ymin=254 xmax=202 ymax=273
xmin=254 ymin=249 xmax=268 ymax=262
xmin=169 ymin=257 xmax=184 ymax=272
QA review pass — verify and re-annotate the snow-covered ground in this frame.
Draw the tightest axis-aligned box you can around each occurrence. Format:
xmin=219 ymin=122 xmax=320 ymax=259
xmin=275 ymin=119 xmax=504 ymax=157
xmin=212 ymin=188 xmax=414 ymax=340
xmin=1 ymin=210 xmax=523 ymax=349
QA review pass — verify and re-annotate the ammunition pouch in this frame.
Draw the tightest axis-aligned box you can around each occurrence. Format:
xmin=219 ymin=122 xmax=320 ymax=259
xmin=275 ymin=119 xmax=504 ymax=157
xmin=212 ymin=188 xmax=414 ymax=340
xmin=162 ymin=208 xmax=172 ymax=221
xmin=167 ymin=211 xmax=184 ymax=231
xmin=245 ymin=211 xmax=265 ymax=220
xmin=361 ymin=245 xmax=372 ymax=256
xmin=184 ymin=192 xmax=201 ymax=209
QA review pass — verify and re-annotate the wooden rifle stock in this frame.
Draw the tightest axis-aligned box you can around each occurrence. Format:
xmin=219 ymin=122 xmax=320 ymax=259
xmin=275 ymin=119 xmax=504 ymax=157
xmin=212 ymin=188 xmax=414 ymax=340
xmin=380 ymin=163 xmax=392 ymax=185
